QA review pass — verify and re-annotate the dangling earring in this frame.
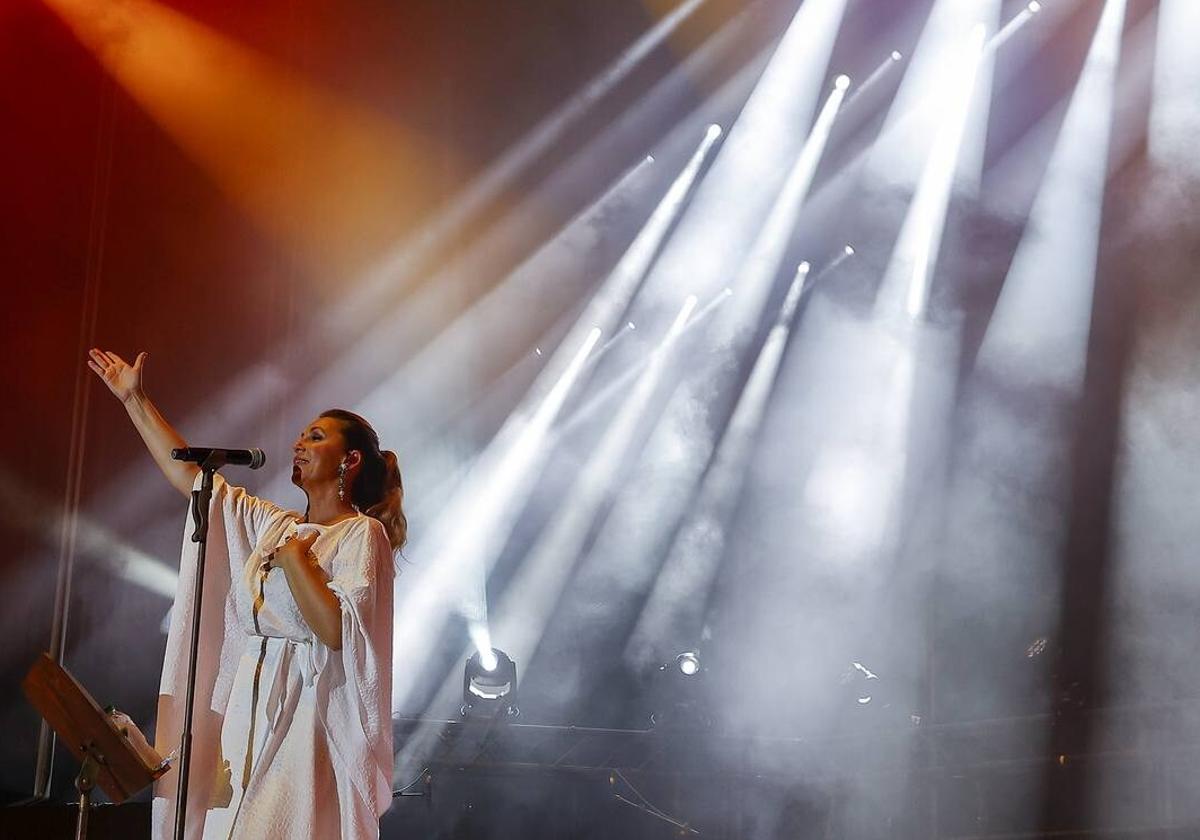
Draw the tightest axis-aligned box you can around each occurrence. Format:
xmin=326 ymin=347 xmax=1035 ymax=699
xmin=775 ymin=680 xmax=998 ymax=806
xmin=337 ymin=459 xmax=347 ymax=502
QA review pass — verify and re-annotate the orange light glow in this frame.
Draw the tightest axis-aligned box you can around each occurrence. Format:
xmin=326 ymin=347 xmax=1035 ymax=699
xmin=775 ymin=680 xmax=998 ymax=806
xmin=42 ymin=0 xmax=440 ymax=278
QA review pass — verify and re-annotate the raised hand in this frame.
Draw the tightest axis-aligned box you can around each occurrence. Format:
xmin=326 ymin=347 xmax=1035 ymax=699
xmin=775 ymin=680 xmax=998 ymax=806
xmin=87 ymin=348 xmax=147 ymax=403
xmin=86 ymin=348 xmax=198 ymax=497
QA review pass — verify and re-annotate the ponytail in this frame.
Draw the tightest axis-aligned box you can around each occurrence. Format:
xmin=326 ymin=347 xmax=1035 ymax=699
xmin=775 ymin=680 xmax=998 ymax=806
xmin=319 ymin=409 xmax=408 ymax=552
xmin=364 ymin=449 xmax=407 ymax=552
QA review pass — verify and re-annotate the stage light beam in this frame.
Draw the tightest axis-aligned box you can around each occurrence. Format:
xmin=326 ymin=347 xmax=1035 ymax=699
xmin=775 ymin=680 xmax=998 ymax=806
xmin=626 ymin=264 xmax=812 ymax=668
xmin=875 ymin=24 xmax=987 ymax=320
xmin=387 ymin=325 xmax=601 ymax=711
xmin=630 ymin=0 xmax=849 ymax=309
xmin=40 ymin=0 xmax=436 ymax=278
xmin=336 ymin=123 xmax=721 ymax=482
xmin=346 ymin=0 xmax=712 ymax=326
xmin=0 ymin=468 xmax=177 ymax=599
xmin=869 ymin=0 xmax=1002 ymax=191
xmin=386 ymin=116 xmax=729 ymax=710
xmin=978 ymin=0 xmax=1127 ymax=388
xmin=1150 ymin=0 xmax=1200 ymax=175
xmin=478 ymin=296 xmax=698 ymax=677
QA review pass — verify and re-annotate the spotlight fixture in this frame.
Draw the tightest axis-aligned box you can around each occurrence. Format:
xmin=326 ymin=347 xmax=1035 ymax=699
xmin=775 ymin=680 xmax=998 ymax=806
xmin=1027 ymin=1 xmax=1041 ymax=12
xmin=648 ymin=651 xmax=711 ymax=729
xmin=461 ymin=648 xmax=519 ymax=718
xmin=676 ymin=651 xmax=701 ymax=676
xmin=891 ymin=50 xmax=903 ymax=61
xmin=843 ymin=244 xmax=856 ymax=256
xmin=834 ymin=74 xmax=850 ymax=91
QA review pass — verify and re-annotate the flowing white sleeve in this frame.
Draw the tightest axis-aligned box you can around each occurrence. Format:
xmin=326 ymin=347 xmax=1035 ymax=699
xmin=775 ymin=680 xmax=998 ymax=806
xmin=151 ymin=472 xmax=292 ymax=839
xmin=311 ymin=517 xmax=396 ymax=826
xmin=207 ymin=472 xmax=286 ymax=553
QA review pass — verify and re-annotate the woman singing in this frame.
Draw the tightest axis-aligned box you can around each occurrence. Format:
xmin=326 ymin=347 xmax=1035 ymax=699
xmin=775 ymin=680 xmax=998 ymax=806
xmin=88 ymin=348 xmax=404 ymax=839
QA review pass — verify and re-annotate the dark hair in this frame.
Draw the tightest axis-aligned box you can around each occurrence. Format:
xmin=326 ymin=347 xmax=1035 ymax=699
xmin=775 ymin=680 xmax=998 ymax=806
xmin=320 ymin=409 xmax=407 ymax=552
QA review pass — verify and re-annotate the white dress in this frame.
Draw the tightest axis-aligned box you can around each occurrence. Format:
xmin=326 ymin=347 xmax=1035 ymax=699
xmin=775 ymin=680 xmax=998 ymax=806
xmin=151 ymin=473 xmax=395 ymax=839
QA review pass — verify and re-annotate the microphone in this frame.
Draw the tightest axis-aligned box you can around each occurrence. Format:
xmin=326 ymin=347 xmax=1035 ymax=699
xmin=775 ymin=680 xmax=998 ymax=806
xmin=171 ymin=447 xmax=267 ymax=469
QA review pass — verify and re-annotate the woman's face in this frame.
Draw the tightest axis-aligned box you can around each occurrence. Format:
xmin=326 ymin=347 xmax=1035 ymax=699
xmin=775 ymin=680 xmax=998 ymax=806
xmin=291 ymin=416 xmax=349 ymax=489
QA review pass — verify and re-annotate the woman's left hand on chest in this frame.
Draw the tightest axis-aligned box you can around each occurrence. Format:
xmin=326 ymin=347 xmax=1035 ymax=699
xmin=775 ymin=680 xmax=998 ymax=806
xmin=271 ymin=531 xmax=319 ymax=571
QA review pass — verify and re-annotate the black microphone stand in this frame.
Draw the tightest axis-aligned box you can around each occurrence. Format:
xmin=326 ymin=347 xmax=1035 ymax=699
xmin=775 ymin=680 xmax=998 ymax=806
xmin=174 ymin=456 xmax=219 ymax=840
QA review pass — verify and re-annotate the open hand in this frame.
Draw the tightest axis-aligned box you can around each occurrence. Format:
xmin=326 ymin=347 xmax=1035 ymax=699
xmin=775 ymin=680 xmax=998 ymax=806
xmin=87 ymin=348 xmax=146 ymax=403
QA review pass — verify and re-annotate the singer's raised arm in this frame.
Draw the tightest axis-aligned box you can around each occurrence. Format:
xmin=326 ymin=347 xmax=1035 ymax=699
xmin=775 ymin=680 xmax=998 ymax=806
xmin=87 ymin=348 xmax=199 ymax=497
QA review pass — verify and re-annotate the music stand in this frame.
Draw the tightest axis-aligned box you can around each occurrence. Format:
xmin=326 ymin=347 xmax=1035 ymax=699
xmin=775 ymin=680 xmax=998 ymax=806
xmin=23 ymin=652 xmax=167 ymax=840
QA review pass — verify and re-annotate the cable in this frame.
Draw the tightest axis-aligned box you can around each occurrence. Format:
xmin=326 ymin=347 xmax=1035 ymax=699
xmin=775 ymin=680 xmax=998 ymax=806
xmin=392 ymin=766 xmax=431 ymax=798
xmin=610 ymin=769 xmax=699 ymax=835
